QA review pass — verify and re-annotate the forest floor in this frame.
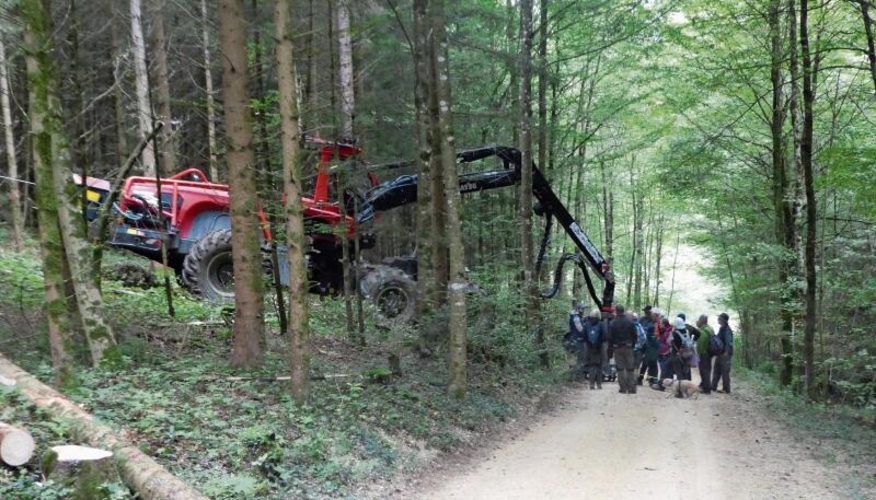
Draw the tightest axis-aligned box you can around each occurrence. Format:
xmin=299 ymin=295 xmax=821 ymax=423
xmin=403 ymin=372 xmax=876 ymax=500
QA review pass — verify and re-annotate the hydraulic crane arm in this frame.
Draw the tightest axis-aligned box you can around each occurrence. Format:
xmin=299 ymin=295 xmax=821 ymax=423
xmin=357 ymin=145 xmax=615 ymax=311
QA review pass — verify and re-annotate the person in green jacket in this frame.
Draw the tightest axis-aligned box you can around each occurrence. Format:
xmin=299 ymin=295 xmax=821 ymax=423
xmin=696 ymin=314 xmax=715 ymax=394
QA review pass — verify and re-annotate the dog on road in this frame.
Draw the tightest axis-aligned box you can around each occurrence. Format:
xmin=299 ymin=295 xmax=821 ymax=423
xmin=661 ymin=378 xmax=701 ymax=399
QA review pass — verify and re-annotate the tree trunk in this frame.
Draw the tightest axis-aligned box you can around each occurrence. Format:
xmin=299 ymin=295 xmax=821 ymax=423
xmin=43 ymin=445 xmax=117 ymax=500
xmin=769 ymin=0 xmax=795 ymax=387
xmin=0 ymin=355 xmax=209 ymax=500
xmin=274 ymin=0 xmax=310 ymax=403
xmin=130 ymin=0 xmax=156 ymax=176
xmin=653 ymin=220 xmax=664 ymax=306
xmin=0 ymin=422 xmax=35 ymax=466
xmin=413 ymin=0 xmax=434 ymax=319
xmin=0 ymin=37 xmax=23 ymax=252
xmin=201 ymin=0 xmax=219 ymax=181
xmin=537 ymin=0 xmax=549 ymax=179
xmin=857 ymin=0 xmax=876 ymax=96
xmin=600 ymin=161 xmax=613 ymax=261
xmin=219 ymin=0 xmax=265 ymax=369
xmin=110 ymin=4 xmax=130 ymax=166
xmin=799 ymin=0 xmax=818 ymax=399
xmin=337 ymin=0 xmax=355 ymax=137
xmin=519 ymin=0 xmax=545 ymax=365
xmin=150 ymin=0 xmax=176 ymax=175
xmin=429 ymin=0 xmax=467 ymax=399
xmin=427 ymin=20 xmax=448 ymax=307
xmin=24 ymin=0 xmax=118 ymax=368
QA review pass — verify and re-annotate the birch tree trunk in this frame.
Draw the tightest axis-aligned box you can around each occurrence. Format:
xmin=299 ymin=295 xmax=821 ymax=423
xmin=428 ymin=0 xmax=467 ymax=399
xmin=787 ymin=0 xmax=805 ymax=386
xmin=219 ymin=0 xmax=265 ymax=369
xmin=130 ymin=0 xmax=156 ymax=176
xmin=150 ymin=0 xmax=176 ymax=175
xmin=274 ymin=0 xmax=310 ymax=403
xmin=201 ymin=0 xmax=219 ymax=181
xmin=337 ymin=0 xmax=355 ymax=137
xmin=23 ymin=0 xmax=118 ymax=368
xmin=0 ymin=37 xmax=23 ymax=252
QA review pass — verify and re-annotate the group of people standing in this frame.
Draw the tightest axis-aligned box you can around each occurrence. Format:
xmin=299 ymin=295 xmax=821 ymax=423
xmin=567 ymin=303 xmax=734 ymax=396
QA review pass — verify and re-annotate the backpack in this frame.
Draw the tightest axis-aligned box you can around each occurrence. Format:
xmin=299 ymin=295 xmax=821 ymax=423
xmin=708 ymin=334 xmax=725 ymax=355
xmin=677 ymin=330 xmax=694 ymax=360
xmin=634 ymin=323 xmax=646 ymax=351
xmin=587 ymin=324 xmax=601 ymax=346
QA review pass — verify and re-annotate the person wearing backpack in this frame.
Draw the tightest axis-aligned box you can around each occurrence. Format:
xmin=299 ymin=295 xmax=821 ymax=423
xmin=695 ymin=314 xmax=715 ymax=395
xmin=711 ymin=312 xmax=734 ymax=394
xmin=582 ymin=309 xmax=605 ymax=389
xmin=670 ymin=317 xmax=693 ymax=382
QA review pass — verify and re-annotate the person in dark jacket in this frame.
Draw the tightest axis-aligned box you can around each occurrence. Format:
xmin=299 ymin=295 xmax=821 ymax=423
xmin=711 ymin=312 xmax=734 ymax=394
xmin=582 ymin=309 xmax=605 ymax=389
xmin=608 ymin=305 xmax=638 ymax=394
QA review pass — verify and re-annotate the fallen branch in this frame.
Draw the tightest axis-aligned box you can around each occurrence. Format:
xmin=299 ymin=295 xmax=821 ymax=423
xmin=0 ymin=353 xmax=207 ymax=500
xmin=0 ymin=421 xmax=35 ymax=466
xmin=220 ymin=373 xmax=360 ymax=383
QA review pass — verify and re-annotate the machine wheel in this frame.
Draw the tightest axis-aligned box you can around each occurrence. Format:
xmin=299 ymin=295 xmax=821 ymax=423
xmin=181 ymin=229 xmax=235 ymax=302
xmin=359 ymin=265 xmax=417 ymax=325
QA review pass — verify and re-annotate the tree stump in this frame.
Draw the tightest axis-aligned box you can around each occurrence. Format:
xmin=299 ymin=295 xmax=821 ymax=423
xmin=43 ymin=445 xmax=118 ymax=500
xmin=0 ymin=421 xmax=35 ymax=466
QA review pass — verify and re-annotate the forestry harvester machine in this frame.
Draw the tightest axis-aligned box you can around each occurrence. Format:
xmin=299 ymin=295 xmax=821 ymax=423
xmin=80 ymin=142 xmax=615 ymax=323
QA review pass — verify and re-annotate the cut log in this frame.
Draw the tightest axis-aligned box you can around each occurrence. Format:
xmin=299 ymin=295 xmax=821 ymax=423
xmin=0 ymin=421 xmax=35 ymax=466
xmin=44 ymin=445 xmax=117 ymax=500
xmin=0 ymin=353 xmax=208 ymax=500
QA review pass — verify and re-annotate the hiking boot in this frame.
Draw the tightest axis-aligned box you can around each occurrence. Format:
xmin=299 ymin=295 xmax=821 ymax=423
xmin=674 ymin=393 xmax=684 ymax=399
xmin=597 ymin=384 xmax=602 ymax=389
xmin=618 ymin=388 xmax=627 ymax=394
xmin=637 ymin=378 xmax=643 ymax=386
xmin=590 ymin=383 xmax=595 ymax=390
xmin=629 ymin=387 xmax=637 ymax=394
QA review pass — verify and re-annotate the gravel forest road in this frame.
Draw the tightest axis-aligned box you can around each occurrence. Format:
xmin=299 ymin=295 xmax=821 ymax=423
xmin=416 ymin=375 xmax=854 ymax=500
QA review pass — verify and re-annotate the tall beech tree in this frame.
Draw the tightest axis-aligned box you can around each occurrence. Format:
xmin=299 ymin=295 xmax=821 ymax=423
xmin=427 ymin=0 xmax=468 ymax=399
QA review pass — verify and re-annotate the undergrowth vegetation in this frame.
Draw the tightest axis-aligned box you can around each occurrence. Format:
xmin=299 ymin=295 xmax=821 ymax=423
xmin=0 ymin=241 xmax=572 ymax=499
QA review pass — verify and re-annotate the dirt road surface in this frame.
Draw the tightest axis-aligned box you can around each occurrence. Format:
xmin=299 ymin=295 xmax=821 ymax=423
xmin=417 ymin=375 xmax=851 ymax=500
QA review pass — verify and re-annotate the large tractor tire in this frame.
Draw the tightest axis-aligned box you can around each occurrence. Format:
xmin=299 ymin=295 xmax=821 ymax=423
xmin=181 ymin=229 xmax=235 ymax=302
xmin=359 ymin=265 xmax=417 ymax=325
